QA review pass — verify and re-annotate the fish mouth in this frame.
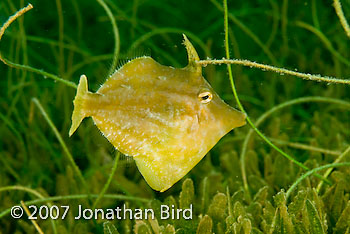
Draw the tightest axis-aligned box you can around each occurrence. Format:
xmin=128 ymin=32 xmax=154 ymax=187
xmin=237 ymin=111 xmax=247 ymax=127
xmin=222 ymin=106 xmax=247 ymax=132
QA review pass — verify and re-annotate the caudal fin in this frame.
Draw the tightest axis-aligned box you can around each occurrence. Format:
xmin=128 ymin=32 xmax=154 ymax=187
xmin=69 ymin=75 xmax=89 ymax=136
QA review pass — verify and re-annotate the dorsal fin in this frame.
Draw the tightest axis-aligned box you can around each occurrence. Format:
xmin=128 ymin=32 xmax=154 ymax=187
xmin=182 ymin=34 xmax=201 ymax=75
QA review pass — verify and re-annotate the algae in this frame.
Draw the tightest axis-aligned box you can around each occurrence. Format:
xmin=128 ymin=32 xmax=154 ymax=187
xmin=0 ymin=0 xmax=349 ymax=233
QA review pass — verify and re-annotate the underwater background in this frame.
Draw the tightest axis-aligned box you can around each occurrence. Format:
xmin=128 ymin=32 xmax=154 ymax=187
xmin=0 ymin=0 xmax=350 ymax=233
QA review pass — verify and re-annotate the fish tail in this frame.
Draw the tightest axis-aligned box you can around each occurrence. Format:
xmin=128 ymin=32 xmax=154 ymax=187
xmin=69 ymin=75 xmax=89 ymax=136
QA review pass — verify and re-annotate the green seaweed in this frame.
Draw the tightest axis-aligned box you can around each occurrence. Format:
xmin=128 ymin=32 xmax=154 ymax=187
xmin=0 ymin=0 xmax=350 ymax=233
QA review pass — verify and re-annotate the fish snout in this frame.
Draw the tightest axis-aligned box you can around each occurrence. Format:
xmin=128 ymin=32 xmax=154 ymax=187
xmin=222 ymin=106 xmax=247 ymax=131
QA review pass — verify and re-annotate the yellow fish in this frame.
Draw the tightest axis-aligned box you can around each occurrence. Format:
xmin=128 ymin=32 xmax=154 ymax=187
xmin=69 ymin=35 xmax=246 ymax=192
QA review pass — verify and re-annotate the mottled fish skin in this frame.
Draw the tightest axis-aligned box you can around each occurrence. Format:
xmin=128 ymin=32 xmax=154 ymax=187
xmin=69 ymin=35 xmax=246 ymax=192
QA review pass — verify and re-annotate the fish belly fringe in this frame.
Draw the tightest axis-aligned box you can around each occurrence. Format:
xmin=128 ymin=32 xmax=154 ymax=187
xmin=69 ymin=75 xmax=89 ymax=136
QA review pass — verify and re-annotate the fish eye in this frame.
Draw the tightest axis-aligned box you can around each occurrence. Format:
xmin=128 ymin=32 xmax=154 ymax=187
xmin=198 ymin=91 xmax=212 ymax=104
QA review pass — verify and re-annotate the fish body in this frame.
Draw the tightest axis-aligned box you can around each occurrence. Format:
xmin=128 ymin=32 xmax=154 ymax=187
xmin=69 ymin=35 xmax=246 ymax=192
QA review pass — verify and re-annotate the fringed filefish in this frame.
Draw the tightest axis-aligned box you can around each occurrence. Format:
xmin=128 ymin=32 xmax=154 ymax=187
xmin=69 ymin=35 xmax=246 ymax=192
